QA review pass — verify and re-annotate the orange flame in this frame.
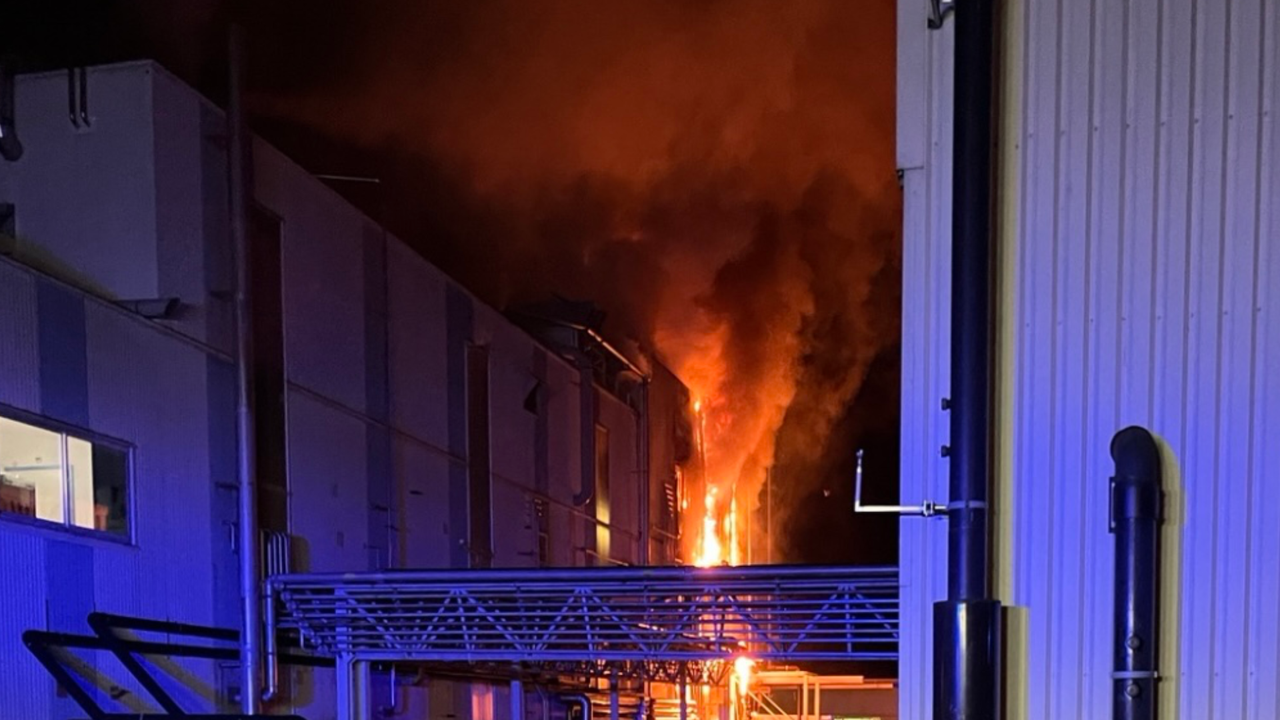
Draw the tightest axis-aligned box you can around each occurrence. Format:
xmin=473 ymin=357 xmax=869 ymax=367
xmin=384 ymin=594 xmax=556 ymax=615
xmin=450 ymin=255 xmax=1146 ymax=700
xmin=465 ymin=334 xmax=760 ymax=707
xmin=691 ymin=398 xmax=742 ymax=567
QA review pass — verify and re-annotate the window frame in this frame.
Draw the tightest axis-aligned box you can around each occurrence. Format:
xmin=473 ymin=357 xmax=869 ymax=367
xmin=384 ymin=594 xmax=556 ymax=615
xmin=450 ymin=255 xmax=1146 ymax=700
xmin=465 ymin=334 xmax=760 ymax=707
xmin=0 ymin=403 xmax=135 ymax=544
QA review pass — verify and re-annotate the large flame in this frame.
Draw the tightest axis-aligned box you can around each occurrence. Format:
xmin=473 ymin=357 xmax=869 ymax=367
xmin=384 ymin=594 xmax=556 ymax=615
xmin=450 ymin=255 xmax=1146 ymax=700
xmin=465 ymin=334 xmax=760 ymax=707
xmin=690 ymin=398 xmax=751 ymax=567
xmin=253 ymin=0 xmax=900 ymax=571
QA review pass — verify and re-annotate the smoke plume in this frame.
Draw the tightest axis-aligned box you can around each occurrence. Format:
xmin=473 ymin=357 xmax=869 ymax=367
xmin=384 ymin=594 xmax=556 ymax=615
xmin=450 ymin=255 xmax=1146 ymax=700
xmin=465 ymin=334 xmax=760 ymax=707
xmin=244 ymin=0 xmax=902 ymax=562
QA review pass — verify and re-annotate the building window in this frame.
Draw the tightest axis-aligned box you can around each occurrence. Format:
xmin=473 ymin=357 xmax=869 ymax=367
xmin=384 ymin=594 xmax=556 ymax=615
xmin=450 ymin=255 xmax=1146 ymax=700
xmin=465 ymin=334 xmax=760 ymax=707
xmin=594 ymin=424 xmax=610 ymax=562
xmin=0 ymin=412 xmax=130 ymax=537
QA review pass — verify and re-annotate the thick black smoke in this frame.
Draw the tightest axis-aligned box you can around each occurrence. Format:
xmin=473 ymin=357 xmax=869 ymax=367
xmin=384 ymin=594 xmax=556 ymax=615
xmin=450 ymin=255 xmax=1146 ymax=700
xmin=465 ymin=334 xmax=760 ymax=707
xmin=253 ymin=0 xmax=903 ymax=564
xmin=18 ymin=0 xmax=902 ymax=564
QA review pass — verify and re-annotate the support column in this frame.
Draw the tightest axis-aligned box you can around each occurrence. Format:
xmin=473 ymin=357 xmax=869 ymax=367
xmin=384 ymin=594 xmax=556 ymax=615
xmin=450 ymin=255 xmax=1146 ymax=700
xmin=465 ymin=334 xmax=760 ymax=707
xmin=679 ymin=671 xmax=688 ymax=720
xmin=511 ymin=679 xmax=525 ymax=720
xmin=337 ymin=656 xmax=371 ymax=720
xmin=801 ymin=676 xmax=808 ymax=720
xmin=610 ymin=677 xmax=620 ymax=720
xmin=812 ymin=679 xmax=820 ymax=720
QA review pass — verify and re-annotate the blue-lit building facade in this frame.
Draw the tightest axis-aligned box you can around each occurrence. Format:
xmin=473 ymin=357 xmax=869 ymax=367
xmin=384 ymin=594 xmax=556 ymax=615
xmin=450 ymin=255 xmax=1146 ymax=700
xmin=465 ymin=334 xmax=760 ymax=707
xmin=896 ymin=0 xmax=1280 ymax=717
xmin=0 ymin=61 xmax=689 ymax=720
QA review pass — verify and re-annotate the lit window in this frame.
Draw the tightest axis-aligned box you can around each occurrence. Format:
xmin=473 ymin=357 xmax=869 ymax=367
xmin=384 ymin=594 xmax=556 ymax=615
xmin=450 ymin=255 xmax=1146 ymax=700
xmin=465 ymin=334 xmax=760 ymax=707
xmin=0 ymin=413 xmax=130 ymax=537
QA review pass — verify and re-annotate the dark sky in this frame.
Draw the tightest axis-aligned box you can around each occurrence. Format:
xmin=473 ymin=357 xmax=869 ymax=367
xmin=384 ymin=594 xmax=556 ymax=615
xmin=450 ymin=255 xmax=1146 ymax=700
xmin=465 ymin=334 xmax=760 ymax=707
xmin=7 ymin=0 xmax=901 ymax=567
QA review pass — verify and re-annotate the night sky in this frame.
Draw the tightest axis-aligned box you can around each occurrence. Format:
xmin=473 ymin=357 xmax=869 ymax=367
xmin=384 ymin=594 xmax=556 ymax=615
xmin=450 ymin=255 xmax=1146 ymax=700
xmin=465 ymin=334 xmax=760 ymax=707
xmin=7 ymin=0 xmax=901 ymax=568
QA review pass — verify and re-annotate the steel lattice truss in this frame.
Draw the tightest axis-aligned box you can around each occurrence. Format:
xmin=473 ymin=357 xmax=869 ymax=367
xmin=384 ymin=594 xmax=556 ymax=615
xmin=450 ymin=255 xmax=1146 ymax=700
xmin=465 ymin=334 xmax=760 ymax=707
xmin=268 ymin=565 xmax=897 ymax=671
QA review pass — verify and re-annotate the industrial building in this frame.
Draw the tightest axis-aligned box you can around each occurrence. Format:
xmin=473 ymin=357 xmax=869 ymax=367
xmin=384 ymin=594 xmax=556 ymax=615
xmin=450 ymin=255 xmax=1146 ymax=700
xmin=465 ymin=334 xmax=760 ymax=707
xmin=0 ymin=60 xmax=691 ymax=720
xmin=11 ymin=0 xmax=1273 ymax=715
xmin=896 ymin=0 xmax=1280 ymax=717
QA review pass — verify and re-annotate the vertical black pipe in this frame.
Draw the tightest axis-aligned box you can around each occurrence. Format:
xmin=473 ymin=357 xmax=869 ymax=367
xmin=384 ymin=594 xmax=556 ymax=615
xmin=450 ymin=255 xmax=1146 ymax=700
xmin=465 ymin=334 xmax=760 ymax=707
xmin=949 ymin=0 xmax=996 ymax=606
xmin=0 ymin=58 xmax=23 ymax=161
xmin=935 ymin=0 xmax=1001 ymax=717
xmin=1110 ymin=427 xmax=1163 ymax=720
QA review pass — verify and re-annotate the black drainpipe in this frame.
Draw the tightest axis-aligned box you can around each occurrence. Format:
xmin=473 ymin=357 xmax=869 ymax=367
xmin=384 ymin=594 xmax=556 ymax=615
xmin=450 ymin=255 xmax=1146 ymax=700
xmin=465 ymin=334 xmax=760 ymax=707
xmin=934 ymin=0 xmax=1001 ymax=718
xmin=1109 ymin=426 xmax=1163 ymax=720
xmin=0 ymin=59 xmax=24 ymax=162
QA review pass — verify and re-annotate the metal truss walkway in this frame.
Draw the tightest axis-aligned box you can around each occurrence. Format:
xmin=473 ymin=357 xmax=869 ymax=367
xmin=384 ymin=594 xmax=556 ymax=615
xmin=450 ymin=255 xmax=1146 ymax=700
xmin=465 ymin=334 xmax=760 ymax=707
xmin=267 ymin=564 xmax=898 ymax=671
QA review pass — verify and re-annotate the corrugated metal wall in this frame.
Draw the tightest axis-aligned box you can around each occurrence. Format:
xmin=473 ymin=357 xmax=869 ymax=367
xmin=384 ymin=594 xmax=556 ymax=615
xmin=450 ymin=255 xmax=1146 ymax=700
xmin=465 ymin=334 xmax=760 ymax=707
xmin=898 ymin=0 xmax=1280 ymax=717
xmin=895 ymin=0 xmax=954 ymax=715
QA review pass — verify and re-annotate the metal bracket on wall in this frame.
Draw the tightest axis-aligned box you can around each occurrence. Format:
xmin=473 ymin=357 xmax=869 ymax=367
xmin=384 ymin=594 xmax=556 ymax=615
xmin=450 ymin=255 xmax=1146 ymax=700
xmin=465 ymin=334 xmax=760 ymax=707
xmin=853 ymin=449 xmax=945 ymax=518
xmin=928 ymin=0 xmax=955 ymax=29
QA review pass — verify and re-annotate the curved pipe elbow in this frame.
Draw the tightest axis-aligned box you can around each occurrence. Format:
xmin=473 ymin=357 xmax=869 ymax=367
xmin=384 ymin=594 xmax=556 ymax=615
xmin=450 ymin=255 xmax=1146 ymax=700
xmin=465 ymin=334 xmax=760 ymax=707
xmin=1110 ymin=426 xmax=1161 ymax=485
xmin=559 ymin=693 xmax=593 ymax=720
xmin=1109 ymin=425 xmax=1163 ymax=526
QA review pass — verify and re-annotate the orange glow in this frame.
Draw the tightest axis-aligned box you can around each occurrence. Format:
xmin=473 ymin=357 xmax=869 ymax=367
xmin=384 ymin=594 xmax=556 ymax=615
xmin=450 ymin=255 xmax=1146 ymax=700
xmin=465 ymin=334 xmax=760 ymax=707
xmin=694 ymin=486 xmax=724 ymax=567
xmin=733 ymin=655 xmax=755 ymax=691
xmin=690 ymin=396 xmax=750 ymax=567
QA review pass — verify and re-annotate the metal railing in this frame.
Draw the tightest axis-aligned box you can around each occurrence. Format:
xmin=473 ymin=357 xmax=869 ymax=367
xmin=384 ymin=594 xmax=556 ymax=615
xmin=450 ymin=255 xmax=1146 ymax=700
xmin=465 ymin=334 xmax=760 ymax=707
xmin=268 ymin=564 xmax=897 ymax=665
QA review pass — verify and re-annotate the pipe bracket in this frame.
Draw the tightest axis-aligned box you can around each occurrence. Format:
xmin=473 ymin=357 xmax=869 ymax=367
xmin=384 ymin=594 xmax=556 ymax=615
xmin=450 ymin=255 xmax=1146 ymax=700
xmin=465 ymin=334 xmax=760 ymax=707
xmin=853 ymin=449 xmax=947 ymax=518
xmin=1111 ymin=670 xmax=1160 ymax=680
xmin=928 ymin=0 xmax=955 ymax=29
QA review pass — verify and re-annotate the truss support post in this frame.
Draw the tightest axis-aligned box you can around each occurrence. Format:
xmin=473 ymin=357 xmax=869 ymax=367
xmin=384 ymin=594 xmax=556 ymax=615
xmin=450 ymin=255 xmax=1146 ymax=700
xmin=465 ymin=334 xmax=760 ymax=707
xmin=610 ymin=677 xmax=620 ymax=720
xmin=337 ymin=655 xmax=371 ymax=720
xmin=679 ymin=671 xmax=688 ymax=720
xmin=512 ymin=679 xmax=525 ymax=720
xmin=801 ymin=676 xmax=808 ymax=720
xmin=813 ymin=678 xmax=820 ymax=720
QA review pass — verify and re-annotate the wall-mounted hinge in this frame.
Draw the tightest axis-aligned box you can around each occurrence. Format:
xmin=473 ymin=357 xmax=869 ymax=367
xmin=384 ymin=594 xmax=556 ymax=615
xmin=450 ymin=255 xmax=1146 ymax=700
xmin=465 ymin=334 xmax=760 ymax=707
xmin=929 ymin=0 xmax=955 ymax=29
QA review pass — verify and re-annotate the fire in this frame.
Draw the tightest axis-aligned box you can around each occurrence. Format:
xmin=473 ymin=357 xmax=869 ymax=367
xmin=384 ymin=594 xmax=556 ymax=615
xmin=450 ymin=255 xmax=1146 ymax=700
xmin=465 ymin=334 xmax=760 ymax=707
xmin=691 ymin=398 xmax=741 ymax=567
xmin=733 ymin=655 xmax=755 ymax=691
xmin=695 ymin=488 xmax=724 ymax=567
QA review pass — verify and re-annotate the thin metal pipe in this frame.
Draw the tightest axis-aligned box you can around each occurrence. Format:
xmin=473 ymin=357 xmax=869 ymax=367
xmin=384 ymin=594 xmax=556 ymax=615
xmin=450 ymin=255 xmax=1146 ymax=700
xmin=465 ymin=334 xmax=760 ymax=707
xmin=263 ymin=579 xmax=280 ymax=701
xmin=767 ymin=467 xmax=773 ymax=564
xmin=537 ymin=685 xmax=551 ymax=720
xmin=270 ymin=564 xmax=896 ymax=584
xmin=228 ymin=25 xmax=261 ymax=716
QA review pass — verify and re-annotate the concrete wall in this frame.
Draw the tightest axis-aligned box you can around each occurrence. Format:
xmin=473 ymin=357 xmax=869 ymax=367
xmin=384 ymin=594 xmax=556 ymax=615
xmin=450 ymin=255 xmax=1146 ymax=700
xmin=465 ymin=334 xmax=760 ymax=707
xmin=897 ymin=0 xmax=1280 ymax=717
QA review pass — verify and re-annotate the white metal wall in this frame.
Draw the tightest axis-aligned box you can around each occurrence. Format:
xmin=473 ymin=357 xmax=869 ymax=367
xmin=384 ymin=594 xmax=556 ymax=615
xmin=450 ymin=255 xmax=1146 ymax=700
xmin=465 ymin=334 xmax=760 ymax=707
xmin=898 ymin=0 xmax=1280 ymax=718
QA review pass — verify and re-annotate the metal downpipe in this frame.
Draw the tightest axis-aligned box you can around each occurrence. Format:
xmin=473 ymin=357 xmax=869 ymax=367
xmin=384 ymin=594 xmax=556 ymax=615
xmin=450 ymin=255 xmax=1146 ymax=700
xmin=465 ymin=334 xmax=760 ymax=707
xmin=560 ymin=693 xmax=594 ymax=720
xmin=934 ymin=0 xmax=1001 ymax=718
xmin=1109 ymin=427 xmax=1163 ymax=720
xmin=228 ymin=26 xmax=262 ymax=716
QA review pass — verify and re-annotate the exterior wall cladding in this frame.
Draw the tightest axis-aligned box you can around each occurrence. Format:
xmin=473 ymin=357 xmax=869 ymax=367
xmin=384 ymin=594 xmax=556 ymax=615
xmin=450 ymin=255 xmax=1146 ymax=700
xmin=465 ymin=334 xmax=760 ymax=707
xmin=0 ymin=61 xmax=688 ymax=720
xmin=898 ymin=0 xmax=1280 ymax=718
